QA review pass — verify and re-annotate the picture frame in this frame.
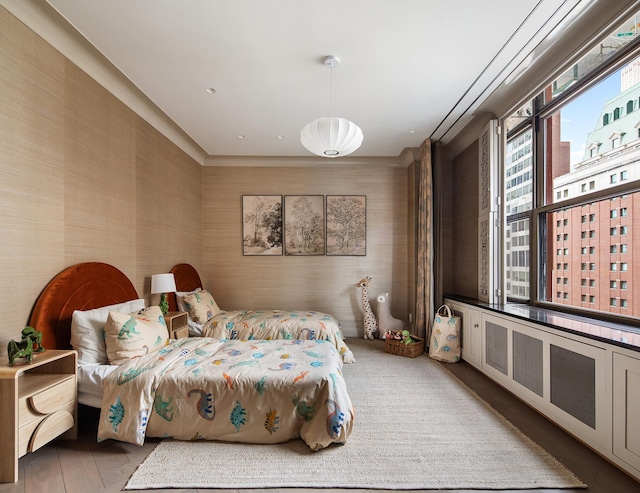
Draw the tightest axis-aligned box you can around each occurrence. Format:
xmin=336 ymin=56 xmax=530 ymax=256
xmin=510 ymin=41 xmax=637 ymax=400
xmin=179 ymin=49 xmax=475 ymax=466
xmin=242 ymin=195 xmax=283 ymax=256
xmin=326 ymin=195 xmax=366 ymax=256
xmin=284 ymin=195 xmax=325 ymax=255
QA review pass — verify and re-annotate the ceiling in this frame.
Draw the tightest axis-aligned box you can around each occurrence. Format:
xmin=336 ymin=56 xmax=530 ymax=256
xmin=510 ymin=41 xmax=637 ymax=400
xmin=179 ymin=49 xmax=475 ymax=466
xmin=40 ymin=0 xmax=592 ymax=159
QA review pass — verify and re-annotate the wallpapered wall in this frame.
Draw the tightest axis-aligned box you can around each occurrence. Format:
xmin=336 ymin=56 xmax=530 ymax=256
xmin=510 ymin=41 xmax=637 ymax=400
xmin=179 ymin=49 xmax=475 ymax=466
xmin=444 ymin=140 xmax=479 ymax=298
xmin=0 ymin=6 xmax=415 ymax=351
xmin=0 ymin=8 xmax=202 ymax=354
xmin=202 ymin=166 xmax=413 ymax=337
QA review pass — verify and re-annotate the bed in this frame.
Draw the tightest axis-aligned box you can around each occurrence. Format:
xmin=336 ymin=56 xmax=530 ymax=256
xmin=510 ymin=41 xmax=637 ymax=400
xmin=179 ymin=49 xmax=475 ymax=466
xmin=168 ymin=263 xmax=356 ymax=364
xmin=28 ymin=262 xmax=354 ymax=451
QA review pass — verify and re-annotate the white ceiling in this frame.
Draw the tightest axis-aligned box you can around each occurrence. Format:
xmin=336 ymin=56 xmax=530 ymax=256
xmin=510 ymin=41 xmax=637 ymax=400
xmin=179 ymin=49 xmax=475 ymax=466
xmin=41 ymin=0 xmax=589 ymax=158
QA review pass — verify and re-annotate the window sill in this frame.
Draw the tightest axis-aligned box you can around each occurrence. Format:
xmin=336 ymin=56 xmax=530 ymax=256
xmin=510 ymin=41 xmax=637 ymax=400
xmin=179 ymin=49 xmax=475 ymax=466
xmin=444 ymin=295 xmax=640 ymax=352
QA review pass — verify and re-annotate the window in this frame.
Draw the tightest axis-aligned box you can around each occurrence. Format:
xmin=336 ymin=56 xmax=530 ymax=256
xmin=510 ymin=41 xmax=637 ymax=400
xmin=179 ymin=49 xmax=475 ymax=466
xmin=621 ymin=299 xmax=628 ymax=308
xmin=501 ymin=12 xmax=640 ymax=323
xmin=621 ymin=281 xmax=628 ymax=289
xmin=610 ymin=298 xmax=617 ymax=307
xmin=621 ymin=244 xmax=628 ymax=253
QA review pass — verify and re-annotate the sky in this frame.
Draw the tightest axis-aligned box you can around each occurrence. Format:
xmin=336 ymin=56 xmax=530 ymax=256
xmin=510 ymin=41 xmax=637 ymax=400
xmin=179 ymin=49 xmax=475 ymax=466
xmin=561 ymin=70 xmax=622 ymax=165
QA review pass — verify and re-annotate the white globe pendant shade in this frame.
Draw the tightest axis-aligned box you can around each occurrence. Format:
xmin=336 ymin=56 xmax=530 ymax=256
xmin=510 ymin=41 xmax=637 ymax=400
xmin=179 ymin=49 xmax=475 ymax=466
xmin=300 ymin=116 xmax=363 ymax=158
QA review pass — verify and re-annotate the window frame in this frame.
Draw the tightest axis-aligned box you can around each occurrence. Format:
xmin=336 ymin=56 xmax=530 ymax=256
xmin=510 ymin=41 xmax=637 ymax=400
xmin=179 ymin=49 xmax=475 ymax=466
xmin=501 ymin=26 xmax=640 ymax=326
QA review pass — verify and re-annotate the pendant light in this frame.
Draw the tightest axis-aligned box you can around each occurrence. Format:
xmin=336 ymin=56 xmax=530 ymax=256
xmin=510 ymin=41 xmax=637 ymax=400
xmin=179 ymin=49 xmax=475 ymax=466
xmin=301 ymin=56 xmax=363 ymax=158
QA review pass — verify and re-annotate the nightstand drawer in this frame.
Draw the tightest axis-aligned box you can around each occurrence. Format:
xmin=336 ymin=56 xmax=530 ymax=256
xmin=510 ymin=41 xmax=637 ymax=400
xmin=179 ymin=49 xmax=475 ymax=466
xmin=18 ymin=401 xmax=75 ymax=457
xmin=164 ymin=311 xmax=188 ymax=338
xmin=173 ymin=326 xmax=189 ymax=339
xmin=18 ymin=376 xmax=75 ymax=426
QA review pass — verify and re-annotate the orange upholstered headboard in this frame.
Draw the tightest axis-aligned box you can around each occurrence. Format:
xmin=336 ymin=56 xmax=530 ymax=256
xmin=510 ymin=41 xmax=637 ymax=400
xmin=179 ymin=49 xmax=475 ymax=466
xmin=29 ymin=262 xmax=139 ymax=350
xmin=168 ymin=263 xmax=203 ymax=312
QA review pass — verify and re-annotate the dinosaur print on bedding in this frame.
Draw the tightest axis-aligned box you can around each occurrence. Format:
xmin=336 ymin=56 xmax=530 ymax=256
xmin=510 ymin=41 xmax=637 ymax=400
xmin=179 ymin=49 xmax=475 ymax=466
xmin=97 ymin=337 xmax=354 ymax=451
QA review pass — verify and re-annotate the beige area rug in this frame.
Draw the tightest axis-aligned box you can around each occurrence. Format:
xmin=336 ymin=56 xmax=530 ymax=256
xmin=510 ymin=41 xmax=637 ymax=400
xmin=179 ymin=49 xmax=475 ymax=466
xmin=125 ymin=338 xmax=586 ymax=490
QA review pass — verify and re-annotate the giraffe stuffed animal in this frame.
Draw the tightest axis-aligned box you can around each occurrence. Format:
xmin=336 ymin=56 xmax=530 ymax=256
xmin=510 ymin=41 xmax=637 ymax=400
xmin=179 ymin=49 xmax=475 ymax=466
xmin=356 ymin=276 xmax=378 ymax=340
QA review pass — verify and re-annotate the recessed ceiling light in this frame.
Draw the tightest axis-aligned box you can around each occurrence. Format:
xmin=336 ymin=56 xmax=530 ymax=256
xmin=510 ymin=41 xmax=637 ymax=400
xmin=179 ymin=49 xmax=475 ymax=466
xmin=206 ymin=87 xmax=216 ymax=94
xmin=277 ymin=135 xmax=285 ymax=140
xmin=238 ymin=135 xmax=245 ymax=139
xmin=409 ymin=129 xmax=416 ymax=134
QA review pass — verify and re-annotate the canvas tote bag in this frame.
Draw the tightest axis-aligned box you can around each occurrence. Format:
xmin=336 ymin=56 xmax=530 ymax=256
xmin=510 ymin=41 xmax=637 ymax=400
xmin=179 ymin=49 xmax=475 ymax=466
xmin=429 ymin=304 xmax=461 ymax=363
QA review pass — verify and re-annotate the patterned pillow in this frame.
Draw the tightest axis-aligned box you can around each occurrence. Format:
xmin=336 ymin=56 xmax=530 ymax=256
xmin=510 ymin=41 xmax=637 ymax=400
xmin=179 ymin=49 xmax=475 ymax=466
xmin=104 ymin=306 xmax=169 ymax=365
xmin=71 ymin=299 xmax=146 ymax=365
xmin=183 ymin=289 xmax=221 ymax=324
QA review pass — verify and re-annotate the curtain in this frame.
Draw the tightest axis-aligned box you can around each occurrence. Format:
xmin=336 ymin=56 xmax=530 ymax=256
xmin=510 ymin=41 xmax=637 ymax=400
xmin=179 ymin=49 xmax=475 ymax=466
xmin=415 ymin=139 xmax=433 ymax=342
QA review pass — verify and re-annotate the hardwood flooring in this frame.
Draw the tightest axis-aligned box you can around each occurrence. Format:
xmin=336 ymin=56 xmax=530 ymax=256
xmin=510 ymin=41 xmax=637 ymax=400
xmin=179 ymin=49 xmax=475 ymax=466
xmin=1 ymin=353 xmax=638 ymax=493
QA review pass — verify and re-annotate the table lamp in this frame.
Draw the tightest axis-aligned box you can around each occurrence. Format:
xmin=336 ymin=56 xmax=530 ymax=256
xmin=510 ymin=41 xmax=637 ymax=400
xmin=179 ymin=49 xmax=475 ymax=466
xmin=151 ymin=273 xmax=177 ymax=315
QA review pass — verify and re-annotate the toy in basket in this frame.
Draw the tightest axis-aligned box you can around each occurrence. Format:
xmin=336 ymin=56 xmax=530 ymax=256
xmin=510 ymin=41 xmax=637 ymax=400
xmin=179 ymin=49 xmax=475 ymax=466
xmin=384 ymin=329 xmax=424 ymax=358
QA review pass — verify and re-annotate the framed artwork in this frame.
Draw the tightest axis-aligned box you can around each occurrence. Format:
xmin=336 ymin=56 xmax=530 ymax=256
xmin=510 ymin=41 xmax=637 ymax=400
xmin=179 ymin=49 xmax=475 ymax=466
xmin=326 ymin=195 xmax=366 ymax=256
xmin=284 ymin=195 xmax=325 ymax=255
xmin=242 ymin=195 xmax=283 ymax=256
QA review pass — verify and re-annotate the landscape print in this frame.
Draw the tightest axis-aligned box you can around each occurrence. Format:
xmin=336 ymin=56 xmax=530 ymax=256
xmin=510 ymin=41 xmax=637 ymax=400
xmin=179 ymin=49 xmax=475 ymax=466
xmin=242 ymin=195 xmax=283 ymax=255
xmin=326 ymin=195 xmax=366 ymax=256
xmin=284 ymin=195 xmax=325 ymax=255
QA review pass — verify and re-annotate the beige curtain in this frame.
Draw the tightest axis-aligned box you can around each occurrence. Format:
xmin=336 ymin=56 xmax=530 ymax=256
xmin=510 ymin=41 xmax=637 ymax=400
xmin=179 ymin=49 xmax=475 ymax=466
xmin=415 ymin=139 xmax=433 ymax=342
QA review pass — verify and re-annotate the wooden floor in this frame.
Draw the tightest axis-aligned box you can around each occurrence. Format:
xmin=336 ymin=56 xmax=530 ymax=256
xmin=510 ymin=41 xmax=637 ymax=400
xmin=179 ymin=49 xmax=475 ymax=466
xmin=1 ymin=357 xmax=639 ymax=493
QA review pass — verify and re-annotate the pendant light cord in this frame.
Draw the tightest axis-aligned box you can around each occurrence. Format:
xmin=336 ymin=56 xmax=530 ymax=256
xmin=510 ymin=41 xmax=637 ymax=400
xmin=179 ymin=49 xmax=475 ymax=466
xmin=330 ymin=62 xmax=334 ymax=118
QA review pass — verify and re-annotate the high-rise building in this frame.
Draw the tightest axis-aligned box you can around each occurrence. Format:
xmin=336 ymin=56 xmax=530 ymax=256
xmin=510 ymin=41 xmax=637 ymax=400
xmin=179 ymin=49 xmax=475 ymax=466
xmin=551 ymin=75 xmax=640 ymax=317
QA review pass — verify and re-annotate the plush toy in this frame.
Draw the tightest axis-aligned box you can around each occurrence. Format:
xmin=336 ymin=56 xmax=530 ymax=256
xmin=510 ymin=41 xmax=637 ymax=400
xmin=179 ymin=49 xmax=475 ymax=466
xmin=356 ymin=276 xmax=378 ymax=340
xmin=376 ymin=292 xmax=405 ymax=339
xmin=7 ymin=326 xmax=45 ymax=365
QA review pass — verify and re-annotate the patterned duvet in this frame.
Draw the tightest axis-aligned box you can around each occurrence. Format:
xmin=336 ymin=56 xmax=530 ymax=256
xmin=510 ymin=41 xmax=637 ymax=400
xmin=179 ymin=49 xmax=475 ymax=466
xmin=97 ymin=337 xmax=354 ymax=451
xmin=201 ymin=309 xmax=356 ymax=363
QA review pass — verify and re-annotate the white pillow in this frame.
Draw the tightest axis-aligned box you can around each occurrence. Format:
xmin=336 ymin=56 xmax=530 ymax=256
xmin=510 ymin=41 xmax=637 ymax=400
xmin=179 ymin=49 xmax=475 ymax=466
xmin=104 ymin=306 xmax=169 ymax=365
xmin=71 ymin=299 xmax=145 ymax=365
xmin=175 ymin=287 xmax=201 ymax=313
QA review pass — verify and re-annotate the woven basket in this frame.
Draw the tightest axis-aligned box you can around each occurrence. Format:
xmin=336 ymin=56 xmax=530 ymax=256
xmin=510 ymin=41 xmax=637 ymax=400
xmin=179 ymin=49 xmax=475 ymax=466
xmin=384 ymin=335 xmax=424 ymax=358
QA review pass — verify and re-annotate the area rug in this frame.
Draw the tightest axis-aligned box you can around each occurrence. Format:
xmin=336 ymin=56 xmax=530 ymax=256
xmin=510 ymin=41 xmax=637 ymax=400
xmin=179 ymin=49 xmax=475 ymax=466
xmin=125 ymin=338 xmax=586 ymax=490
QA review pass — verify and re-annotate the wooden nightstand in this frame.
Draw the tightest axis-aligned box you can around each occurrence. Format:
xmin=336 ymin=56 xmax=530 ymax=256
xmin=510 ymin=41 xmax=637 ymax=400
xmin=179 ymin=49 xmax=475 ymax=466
xmin=164 ymin=311 xmax=189 ymax=339
xmin=0 ymin=349 xmax=77 ymax=483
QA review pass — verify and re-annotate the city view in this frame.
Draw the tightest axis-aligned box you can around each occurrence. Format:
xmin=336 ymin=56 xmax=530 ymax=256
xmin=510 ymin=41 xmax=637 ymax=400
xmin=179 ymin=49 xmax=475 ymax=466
xmin=505 ymin=38 xmax=640 ymax=319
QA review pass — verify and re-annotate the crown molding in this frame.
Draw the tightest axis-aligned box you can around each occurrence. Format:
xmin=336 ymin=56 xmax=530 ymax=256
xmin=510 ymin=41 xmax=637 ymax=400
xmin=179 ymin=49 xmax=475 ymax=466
xmin=1 ymin=0 xmax=207 ymax=165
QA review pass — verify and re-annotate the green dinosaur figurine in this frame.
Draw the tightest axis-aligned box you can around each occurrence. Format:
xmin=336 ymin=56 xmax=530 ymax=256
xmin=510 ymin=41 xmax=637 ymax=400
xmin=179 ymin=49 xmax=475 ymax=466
xmin=7 ymin=326 xmax=45 ymax=365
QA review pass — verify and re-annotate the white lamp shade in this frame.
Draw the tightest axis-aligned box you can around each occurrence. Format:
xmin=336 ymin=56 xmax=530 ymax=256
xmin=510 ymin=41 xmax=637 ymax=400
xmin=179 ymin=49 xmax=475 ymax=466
xmin=301 ymin=116 xmax=363 ymax=158
xmin=151 ymin=273 xmax=177 ymax=294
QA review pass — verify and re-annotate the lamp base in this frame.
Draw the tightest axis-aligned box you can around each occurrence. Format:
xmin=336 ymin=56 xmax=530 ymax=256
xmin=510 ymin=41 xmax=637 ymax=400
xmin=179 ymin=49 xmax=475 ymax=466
xmin=160 ymin=293 xmax=169 ymax=315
